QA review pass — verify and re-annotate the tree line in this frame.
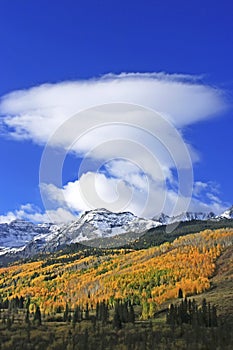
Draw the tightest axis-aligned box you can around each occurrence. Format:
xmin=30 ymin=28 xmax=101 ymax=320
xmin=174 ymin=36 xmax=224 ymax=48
xmin=166 ymin=297 xmax=218 ymax=327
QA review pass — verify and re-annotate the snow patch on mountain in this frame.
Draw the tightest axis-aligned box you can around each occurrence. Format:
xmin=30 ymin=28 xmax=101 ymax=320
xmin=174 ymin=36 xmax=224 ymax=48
xmin=0 ymin=219 xmax=62 ymax=256
xmin=0 ymin=220 xmax=48 ymax=248
xmin=153 ymin=211 xmax=216 ymax=225
xmin=0 ymin=206 xmax=232 ymax=259
xmin=218 ymin=205 xmax=233 ymax=220
xmin=43 ymin=208 xmax=161 ymax=251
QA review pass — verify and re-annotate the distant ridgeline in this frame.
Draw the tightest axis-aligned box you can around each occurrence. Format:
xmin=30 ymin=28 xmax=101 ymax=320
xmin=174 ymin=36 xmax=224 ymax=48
xmin=0 ymin=206 xmax=233 ymax=263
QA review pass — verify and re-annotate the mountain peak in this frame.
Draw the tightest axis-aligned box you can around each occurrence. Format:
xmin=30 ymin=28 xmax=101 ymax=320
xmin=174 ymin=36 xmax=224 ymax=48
xmin=219 ymin=205 xmax=233 ymax=219
xmin=1 ymin=206 xmax=233 ymax=259
xmin=41 ymin=208 xmax=160 ymax=250
xmin=153 ymin=211 xmax=216 ymax=225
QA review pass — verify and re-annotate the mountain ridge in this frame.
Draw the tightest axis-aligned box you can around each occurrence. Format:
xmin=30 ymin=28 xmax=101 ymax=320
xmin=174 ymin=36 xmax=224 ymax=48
xmin=0 ymin=206 xmax=232 ymax=259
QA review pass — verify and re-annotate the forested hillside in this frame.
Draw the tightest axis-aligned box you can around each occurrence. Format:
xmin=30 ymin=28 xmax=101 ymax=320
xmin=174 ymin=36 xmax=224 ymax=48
xmin=0 ymin=228 xmax=233 ymax=349
xmin=0 ymin=228 xmax=232 ymax=316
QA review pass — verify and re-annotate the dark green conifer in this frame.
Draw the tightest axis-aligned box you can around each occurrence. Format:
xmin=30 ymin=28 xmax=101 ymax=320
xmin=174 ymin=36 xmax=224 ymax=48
xmin=34 ymin=305 xmax=41 ymax=325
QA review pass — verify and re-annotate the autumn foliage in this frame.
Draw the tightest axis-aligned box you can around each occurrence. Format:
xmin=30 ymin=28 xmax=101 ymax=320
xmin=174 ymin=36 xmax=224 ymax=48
xmin=0 ymin=228 xmax=232 ymax=315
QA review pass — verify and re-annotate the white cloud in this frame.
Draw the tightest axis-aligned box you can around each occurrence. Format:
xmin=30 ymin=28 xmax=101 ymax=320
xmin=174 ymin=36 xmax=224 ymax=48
xmin=0 ymin=176 xmax=227 ymax=224
xmin=192 ymin=181 xmax=209 ymax=196
xmin=40 ymin=167 xmax=228 ymax=219
xmin=0 ymin=203 xmax=77 ymax=224
xmin=0 ymin=211 xmax=16 ymax=224
xmin=0 ymin=73 xmax=228 ymax=221
xmin=0 ymin=72 xmax=226 ymax=144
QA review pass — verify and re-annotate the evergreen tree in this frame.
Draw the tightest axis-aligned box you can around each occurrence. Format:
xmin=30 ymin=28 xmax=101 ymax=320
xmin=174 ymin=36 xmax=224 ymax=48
xmin=166 ymin=303 xmax=175 ymax=326
xmin=25 ymin=297 xmax=31 ymax=310
xmin=6 ymin=316 xmax=11 ymax=329
xmin=15 ymin=296 xmax=20 ymax=308
xmin=208 ymin=302 xmax=211 ymax=327
xmin=113 ymin=305 xmax=122 ymax=329
xmin=85 ymin=303 xmax=89 ymax=320
xmin=122 ymin=302 xmax=129 ymax=322
xmin=166 ymin=298 xmax=218 ymax=329
xmin=129 ymin=304 xmax=135 ymax=323
xmin=201 ymin=298 xmax=208 ymax=326
xmin=211 ymin=305 xmax=218 ymax=327
xmin=2 ymin=298 xmax=9 ymax=309
xmin=63 ymin=303 xmax=69 ymax=322
xmin=72 ymin=306 xmax=79 ymax=326
xmin=95 ymin=301 xmax=108 ymax=324
xmin=25 ymin=309 xmax=30 ymax=324
xmin=96 ymin=302 xmax=100 ymax=320
xmin=34 ymin=305 xmax=41 ymax=325
xmin=19 ymin=296 xmax=24 ymax=309
xmin=178 ymin=288 xmax=183 ymax=299
xmin=102 ymin=301 xmax=108 ymax=324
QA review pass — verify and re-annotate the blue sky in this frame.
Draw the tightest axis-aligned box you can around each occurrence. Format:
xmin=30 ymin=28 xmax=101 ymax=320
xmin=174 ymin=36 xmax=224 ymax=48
xmin=0 ymin=0 xmax=232 ymax=223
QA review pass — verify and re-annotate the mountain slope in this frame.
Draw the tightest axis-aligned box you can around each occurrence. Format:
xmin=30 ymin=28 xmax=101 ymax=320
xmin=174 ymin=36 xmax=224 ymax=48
xmin=0 ymin=206 xmax=232 ymax=260
xmin=0 ymin=228 xmax=232 ymax=314
xmin=43 ymin=208 xmax=160 ymax=251
xmin=0 ymin=209 xmax=161 ymax=259
xmin=0 ymin=220 xmax=46 ymax=248
xmin=0 ymin=220 xmax=61 ymax=257
xmin=0 ymin=219 xmax=62 ymax=251
xmin=154 ymin=211 xmax=216 ymax=225
xmin=185 ymin=244 xmax=233 ymax=323
xmin=219 ymin=205 xmax=233 ymax=220
xmin=153 ymin=205 xmax=233 ymax=225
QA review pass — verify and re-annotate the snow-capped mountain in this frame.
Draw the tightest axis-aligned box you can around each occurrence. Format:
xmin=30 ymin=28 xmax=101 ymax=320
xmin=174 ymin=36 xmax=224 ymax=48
xmin=0 ymin=220 xmax=50 ymax=248
xmin=0 ymin=219 xmax=61 ymax=256
xmin=0 ymin=209 xmax=161 ymax=257
xmin=153 ymin=213 xmax=171 ymax=225
xmin=218 ymin=205 xmax=233 ymax=220
xmin=42 ymin=208 xmax=161 ymax=251
xmin=0 ymin=206 xmax=232 ymax=260
xmin=153 ymin=211 xmax=216 ymax=225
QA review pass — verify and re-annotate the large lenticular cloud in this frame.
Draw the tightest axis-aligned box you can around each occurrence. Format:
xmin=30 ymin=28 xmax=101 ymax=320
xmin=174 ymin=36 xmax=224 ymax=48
xmin=0 ymin=72 xmax=226 ymax=144
xmin=0 ymin=72 xmax=228 ymax=222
